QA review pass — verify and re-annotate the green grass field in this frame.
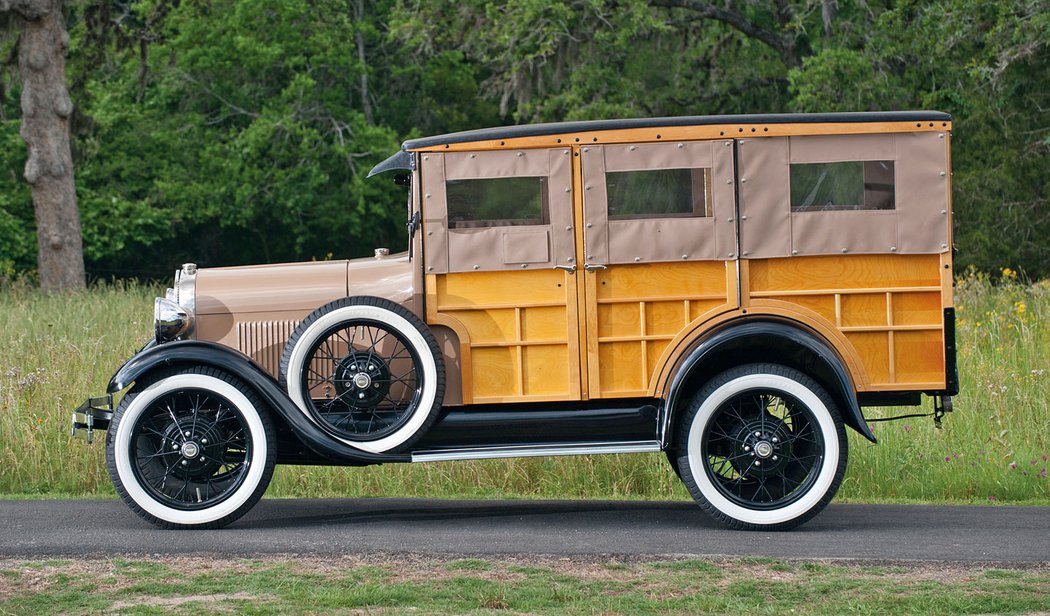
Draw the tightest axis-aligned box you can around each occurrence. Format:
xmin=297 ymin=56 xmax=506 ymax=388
xmin=1 ymin=270 xmax=1048 ymax=504
xmin=3 ymin=556 xmax=1049 ymax=615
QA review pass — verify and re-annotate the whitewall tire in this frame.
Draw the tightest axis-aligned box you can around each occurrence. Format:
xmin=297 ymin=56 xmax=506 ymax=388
xmin=105 ymin=367 xmax=276 ymax=529
xmin=280 ymin=296 xmax=445 ymax=454
xmin=673 ymin=363 xmax=848 ymax=530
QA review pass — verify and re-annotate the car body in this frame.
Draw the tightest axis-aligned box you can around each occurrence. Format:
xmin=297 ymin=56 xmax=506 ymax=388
xmin=73 ymin=111 xmax=958 ymax=530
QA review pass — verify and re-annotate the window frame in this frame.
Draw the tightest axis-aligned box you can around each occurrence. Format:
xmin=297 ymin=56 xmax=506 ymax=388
xmin=606 ymin=168 xmax=713 ymax=221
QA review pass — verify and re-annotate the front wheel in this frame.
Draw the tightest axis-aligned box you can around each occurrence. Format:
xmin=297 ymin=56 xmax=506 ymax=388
xmin=105 ymin=367 xmax=276 ymax=529
xmin=674 ymin=364 xmax=847 ymax=531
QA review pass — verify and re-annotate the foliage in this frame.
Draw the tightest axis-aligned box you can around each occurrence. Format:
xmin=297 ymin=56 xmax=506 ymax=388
xmin=0 ymin=0 xmax=1046 ymax=277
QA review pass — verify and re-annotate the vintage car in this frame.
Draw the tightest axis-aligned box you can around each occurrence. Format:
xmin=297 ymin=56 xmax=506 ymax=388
xmin=73 ymin=111 xmax=958 ymax=530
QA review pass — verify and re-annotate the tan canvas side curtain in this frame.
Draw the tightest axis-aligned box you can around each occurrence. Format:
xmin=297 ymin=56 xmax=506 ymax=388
xmin=737 ymin=131 xmax=950 ymax=258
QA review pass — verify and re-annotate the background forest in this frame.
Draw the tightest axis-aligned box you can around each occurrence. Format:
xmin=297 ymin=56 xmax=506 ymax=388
xmin=0 ymin=0 xmax=1047 ymax=280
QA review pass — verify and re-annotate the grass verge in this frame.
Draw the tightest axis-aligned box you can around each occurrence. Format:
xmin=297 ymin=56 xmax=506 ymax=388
xmin=1 ymin=271 xmax=1048 ymax=503
xmin=2 ymin=555 xmax=1049 ymax=615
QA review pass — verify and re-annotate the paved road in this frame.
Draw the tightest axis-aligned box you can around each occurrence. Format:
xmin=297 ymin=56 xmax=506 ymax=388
xmin=1 ymin=499 xmax=1048 ymax=564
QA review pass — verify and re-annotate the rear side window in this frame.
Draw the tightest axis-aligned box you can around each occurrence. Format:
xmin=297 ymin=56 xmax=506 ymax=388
xmin=607 ymin=168 xmax=711 ymax=219
xmin=446 ymin=177 xmax=549 ymax=229
xmin=790 ymin=161 xmax=895 ymax=212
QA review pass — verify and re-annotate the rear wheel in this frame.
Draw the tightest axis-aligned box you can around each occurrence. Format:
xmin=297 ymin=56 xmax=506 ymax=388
xmin=673 ymin=363 xmax=847 ymax=530
xmin=105 ymin=367 xmax=275 ymax=529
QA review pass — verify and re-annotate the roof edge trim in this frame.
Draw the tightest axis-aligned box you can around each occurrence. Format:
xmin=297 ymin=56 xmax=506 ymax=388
xmin=402 ymin=111 xmax=952 ymax=150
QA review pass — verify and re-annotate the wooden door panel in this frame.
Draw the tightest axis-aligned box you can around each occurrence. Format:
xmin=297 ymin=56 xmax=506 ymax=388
xmin=422 ymin=136 xmax=581 ymax=407
xmin=578 ymin=140 xmax=739 ymax=400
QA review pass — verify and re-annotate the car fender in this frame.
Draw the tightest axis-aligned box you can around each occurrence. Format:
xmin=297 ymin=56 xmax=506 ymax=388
xmin=108 ymin=340 xmax=410 ymax=464
xmin=662 ymin=320 xmax=877 ymax=446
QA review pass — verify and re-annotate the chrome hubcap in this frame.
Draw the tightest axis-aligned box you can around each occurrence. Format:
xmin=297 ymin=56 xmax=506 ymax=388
xmin=180 ymin=441 xmax=200 ymax=459
xmin=353 ymin=372 xmax=372 ymax=389
xmin=754 ymin=440 xmax=774 ymax=459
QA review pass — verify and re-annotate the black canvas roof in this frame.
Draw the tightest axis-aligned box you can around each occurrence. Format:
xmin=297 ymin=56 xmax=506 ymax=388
xmin=369 ymin=111 xmax=952 ymax=176
xmin=400 ymin=111 xmax=951 ymax=150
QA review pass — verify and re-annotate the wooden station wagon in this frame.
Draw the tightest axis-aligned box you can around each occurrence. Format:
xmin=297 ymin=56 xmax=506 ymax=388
xmin=73 ymin=111 xmax=958 ymax=530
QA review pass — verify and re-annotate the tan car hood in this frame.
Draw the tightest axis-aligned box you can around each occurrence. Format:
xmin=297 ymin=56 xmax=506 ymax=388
xmin=195 ymin=255 xmax=413 ymax=316
xmin=196 ymin=260 xmax=349 ymax=316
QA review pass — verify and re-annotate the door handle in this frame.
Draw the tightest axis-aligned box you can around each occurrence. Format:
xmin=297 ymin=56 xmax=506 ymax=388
xmin=584 ymin=263 xmax=607 ymax=272
xmin=554 ymin=265 xmax=577 ymax=273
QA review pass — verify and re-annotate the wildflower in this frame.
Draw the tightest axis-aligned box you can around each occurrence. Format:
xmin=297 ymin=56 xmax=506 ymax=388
xmin=1033 ymin=459 xmax=1039 ymax=465
xmin=903 ymin=424 xmax=912 ymax=433
xmin=988 ymin=495 xmax=997 ymax=502
xmin=945 ymin=456 xmax=951 ymax=462
xmin=1001 ymin=267 xmax=1018 ymax=280
xmin=1043 ymin=454 xmax=1048 ymax=462
xmin=1042 ymin=468 xmax=1047 ymax=478
xmin=1009 ymin=462 xmax=1017 ymax=470
xmin=1014 ymin=301 xmax=1026 ymax=315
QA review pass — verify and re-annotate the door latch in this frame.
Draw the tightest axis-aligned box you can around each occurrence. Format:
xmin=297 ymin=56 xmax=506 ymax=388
xmin=554 ymin=264 xmax=577 ymax=273
xmin=584 ymin=263 xmax=608 ymax=272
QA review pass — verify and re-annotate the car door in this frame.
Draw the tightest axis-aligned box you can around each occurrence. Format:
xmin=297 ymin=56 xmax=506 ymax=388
xmin=578 ymin=140 xmax=739 ymax=398
xmin=420 ymin=147 xmax=582 ymax=404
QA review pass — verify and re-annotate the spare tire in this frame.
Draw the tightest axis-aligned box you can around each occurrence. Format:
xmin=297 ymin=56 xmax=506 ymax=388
xmin=280 ymin=296 xmax=445 ymax=453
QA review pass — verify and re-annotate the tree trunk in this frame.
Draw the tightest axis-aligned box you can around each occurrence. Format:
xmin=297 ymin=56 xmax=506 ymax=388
xmin=351 ymin=0 xmax=374 ymax=124
xmin=15 ymin=0 xmax=85 ymax=290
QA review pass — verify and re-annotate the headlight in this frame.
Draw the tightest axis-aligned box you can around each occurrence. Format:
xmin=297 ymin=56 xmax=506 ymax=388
xmin=154 ymin=298 xmax=189 ymax=342
xmin=174 ymin=263 xmax=197 ymax=316
xmin=154 ymin=263 xmax=198 ymax=343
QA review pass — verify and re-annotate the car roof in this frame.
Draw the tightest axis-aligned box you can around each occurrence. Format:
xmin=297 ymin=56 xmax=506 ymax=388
xmin=368 ymin=111 xmax=952 ymax=177
xmin=400 ymin=111 xmax=951 ymax=150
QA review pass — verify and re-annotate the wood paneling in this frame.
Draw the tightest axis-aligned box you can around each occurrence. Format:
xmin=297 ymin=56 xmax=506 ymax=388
xmin=429 ymin=268 xmax=580 ymax=404
xmin=749 ymin=254 xmax=947 ymax=389
xmin=588 ymin=261 xmax=735 ymax=398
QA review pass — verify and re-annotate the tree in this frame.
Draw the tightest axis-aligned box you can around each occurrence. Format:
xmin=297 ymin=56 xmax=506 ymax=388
xmin=1 ymin=0 xmax=84 ymax=289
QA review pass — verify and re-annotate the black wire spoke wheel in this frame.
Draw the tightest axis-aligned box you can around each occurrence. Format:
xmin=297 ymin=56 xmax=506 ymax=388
xmin=300 ymin=319 xmax=423 ymax=441
xmin=676 ymin=363 xmax=847 ymax=531
xmin=703 ymin=389 xmax=823 ymax=510
xmin=128 ymin=388 xmax=252 ymax=511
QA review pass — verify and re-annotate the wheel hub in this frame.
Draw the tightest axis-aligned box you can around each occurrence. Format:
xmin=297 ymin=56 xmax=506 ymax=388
xmin=731 ymin=417 xmax=792 ymax=477
xmin=334 ymin=351 xmax=390 ymax=407
xmin=180 ymin=441 xmax=201 ymax=459
xmin=161 ymin=419 xmax=229 ymax=479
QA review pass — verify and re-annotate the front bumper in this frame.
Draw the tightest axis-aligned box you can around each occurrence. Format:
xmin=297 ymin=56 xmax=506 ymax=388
xmin=71 ymin=395 xmax=113 ymax=444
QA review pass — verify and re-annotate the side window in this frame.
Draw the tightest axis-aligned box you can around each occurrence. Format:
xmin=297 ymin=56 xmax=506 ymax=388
xmin=421 ymin=148 xmax=574 ymax=274
xmin=580 ymin=141 xmax=736 ymax=265
xmin=606 ymin=169 xmax=712 ymax=219
xmin=446 ymin=177 xmax=550 ymax=228
xmin=790 ymin=161 xmax=895 ymax=212
xmin=738 ymin=132 xmax=949 ymax=258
